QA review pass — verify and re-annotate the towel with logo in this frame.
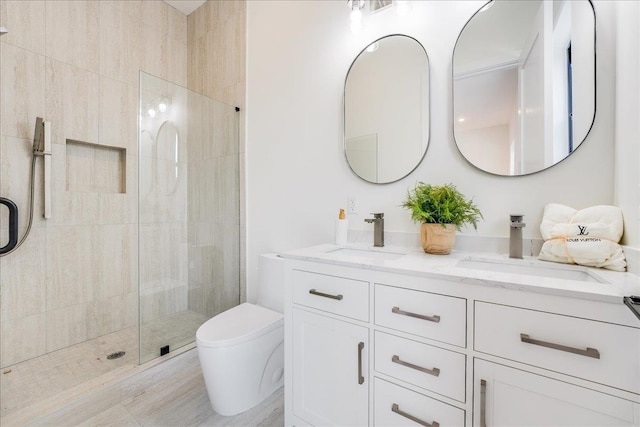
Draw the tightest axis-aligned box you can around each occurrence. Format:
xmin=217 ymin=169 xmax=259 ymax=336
xmin=538 ymin=203 xmax=626 ymax=271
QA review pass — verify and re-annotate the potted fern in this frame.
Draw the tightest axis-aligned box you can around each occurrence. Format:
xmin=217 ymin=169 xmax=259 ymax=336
xmin=402 ymin=182 xmax=483 ymax=254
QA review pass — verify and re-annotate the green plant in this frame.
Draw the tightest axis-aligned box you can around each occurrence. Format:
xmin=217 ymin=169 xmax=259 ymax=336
xmin=401 ymin=182 xmax=483 ymax=230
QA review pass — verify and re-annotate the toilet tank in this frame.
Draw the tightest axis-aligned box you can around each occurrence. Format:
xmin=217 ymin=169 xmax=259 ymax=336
xmin=256 ymin=253 xmax=284 ymax=313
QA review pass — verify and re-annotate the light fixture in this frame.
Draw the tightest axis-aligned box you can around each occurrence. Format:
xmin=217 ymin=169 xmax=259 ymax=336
xmin=158 ymin=102 xmax=167 ymax=113
xmin=394 ymin=0 xmax=412 ymax=17
xmin=479 ymin=1 xmax=494 ymax=13
xmin=348 ymin=0 xmax=365 ymax=34
xmin=148 ymin=108 xmax=157 ymax=118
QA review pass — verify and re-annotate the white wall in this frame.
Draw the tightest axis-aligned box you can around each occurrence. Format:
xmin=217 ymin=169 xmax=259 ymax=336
xmin=246 ymin=0 xmax=620 ymax=301
xmin=614 ymin=0 xmax=640 ymax=248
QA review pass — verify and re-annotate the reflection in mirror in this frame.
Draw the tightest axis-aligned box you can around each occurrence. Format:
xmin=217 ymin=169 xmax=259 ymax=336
xmin=453 ymin=0 xmax=595 ymax=176
xmin=344 ymin=35 xmax=430 ymax=184
xmin=155 ymin=121 xmax=181 ymax=195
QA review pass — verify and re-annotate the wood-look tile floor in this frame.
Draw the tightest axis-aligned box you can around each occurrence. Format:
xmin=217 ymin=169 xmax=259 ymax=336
xmin=31 ymin=348 xmax=284 ymax=427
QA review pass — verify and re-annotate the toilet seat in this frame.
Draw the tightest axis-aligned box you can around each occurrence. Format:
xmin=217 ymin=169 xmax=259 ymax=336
xmin=196 ymin=303 xmax=283 ymax=348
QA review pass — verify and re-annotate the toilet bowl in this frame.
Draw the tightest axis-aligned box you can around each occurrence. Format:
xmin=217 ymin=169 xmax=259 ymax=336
xmin=196 ymin=254 xmax=284 ymax=416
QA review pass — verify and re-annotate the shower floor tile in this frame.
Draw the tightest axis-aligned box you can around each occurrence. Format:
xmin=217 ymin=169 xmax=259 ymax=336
xmin=1 ymin=327 xmax=138 ymax=418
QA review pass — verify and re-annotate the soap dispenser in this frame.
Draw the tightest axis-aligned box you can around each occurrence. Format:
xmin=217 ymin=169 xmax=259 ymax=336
xmin=335 ymin=209 xmax=348 ymax=245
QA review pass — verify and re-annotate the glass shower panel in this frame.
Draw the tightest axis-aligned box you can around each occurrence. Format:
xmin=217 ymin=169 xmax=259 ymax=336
xmin=139 ymin=72 xmax=240 ymax=364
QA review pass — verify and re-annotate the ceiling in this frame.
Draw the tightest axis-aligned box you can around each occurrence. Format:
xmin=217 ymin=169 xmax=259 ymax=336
xmin=163 ymin=0 xmax=207 ymax=15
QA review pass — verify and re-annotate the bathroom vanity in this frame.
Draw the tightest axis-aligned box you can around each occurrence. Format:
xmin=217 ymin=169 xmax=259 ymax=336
xmin=282 ymin=244 xmax=640 ymax=426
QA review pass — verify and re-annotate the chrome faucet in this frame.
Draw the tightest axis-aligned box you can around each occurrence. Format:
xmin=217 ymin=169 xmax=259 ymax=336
xmin=509 ymin=214 xmax=526 ymax=259
xmin=364 ymin=213 xmax=384 ymax=247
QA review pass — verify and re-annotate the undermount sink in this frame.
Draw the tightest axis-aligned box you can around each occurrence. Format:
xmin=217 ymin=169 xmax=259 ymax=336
xmin=456 ymin=259 xmax=607 ymax=283
xmin=326 ymin=247 xmax=406 ymax=261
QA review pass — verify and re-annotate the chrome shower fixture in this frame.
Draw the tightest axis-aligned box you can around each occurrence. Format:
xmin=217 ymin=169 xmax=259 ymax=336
xmin=33 ymin=117 xmax=44 ymax=153
xmin=0 ymin=27 xmax=8 ymax=36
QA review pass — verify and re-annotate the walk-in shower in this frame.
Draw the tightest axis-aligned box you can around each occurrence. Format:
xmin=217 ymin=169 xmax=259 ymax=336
xmin=0 ymin=71 xmax=240 ymax=421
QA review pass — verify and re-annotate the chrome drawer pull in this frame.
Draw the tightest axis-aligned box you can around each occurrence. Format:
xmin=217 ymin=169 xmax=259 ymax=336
xmin=480 ymin=379 xmax=487 ymax=427
xmin=520 ymin=333 xmax=600 ymax=359
xmin=392 ymin=355 xmax=440 ymax=377
xmin=357 ymin=342 xmax=365 ymax=385
xmin=309 ymin=289 xmax=343 ymax=300
xmin=392 ymin=306 xmax=441 ymax=323
xmin=392 ymin=403 xmax=439 ymax=427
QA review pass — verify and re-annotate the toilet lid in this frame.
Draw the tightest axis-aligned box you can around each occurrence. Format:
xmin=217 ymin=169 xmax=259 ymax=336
xmin=196 ymin=303 xmax=283 ymax=348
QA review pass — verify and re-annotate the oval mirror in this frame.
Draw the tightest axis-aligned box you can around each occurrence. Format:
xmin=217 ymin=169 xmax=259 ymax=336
xmin=344 ymin=35 xmax=430 ymax=184
xmin=453 ymin=0 xmax=595 ymax=176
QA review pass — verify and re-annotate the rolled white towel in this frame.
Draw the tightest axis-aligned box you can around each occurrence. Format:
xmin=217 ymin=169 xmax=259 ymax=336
xmin=540 ymin=203 xmax=624 ymax=242
xmin=538 ymin=203 xmax=626 ymax=271
xmin=539 ymin=237 xmax=627 ymax=271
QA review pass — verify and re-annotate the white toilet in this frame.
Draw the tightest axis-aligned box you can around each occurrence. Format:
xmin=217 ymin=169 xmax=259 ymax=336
xmin=196 ymin=254 xmax=284 ymax=416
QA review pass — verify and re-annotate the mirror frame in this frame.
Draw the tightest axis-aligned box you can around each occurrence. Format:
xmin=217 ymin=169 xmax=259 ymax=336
xmin=343 ymin=34 xmax=431 ymax=184
xmin=451 ymin=0 xmax=597 ymax=177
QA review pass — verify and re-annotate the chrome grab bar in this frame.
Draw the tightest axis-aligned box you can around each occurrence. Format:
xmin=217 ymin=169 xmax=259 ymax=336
xmin=309 ymin=289 xmax=343 ymax=300
xmin=391 ymin=403 xmax=439 ymax=427
xmin=520 ymin=333 xmax=600 ymax=359
xmin=392 ymin=306 xmax=440 ymax=323
xmin=392 ymin=355 xmax=440 ymax=377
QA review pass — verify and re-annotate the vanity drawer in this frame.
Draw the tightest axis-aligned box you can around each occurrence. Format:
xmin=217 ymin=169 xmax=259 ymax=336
xmin=375 ymin=284 xmax=466 ymax=347
xmin=292 ymin=270 xmax=369 ymax=322
xmin=475 ymin=301 xmax=640 ymax=394
xmin=375 ymin=331 xmax=466 ymax=402
xmin=374 ymin=377 xmax=465 ymax=427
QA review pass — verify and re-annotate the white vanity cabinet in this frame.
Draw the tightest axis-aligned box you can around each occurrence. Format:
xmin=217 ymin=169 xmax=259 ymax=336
xmin=287 ymin=268 xmax=370 ymax=426
xmin=473 ymin=359 xmax=640 ymax=426
xmin=292 ymin=308 xmax=369 ymax=426
xmin=283 ymin=252 xmax=640 ymax=427
xmin=473 ymin=302 xmax=640 ymax=426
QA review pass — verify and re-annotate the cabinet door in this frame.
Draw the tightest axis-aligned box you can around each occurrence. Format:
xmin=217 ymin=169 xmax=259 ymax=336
xmin=292 ymin=308 xmax=369 ymax=426
xmin=473 ymin=359 xmax=640 ymax=426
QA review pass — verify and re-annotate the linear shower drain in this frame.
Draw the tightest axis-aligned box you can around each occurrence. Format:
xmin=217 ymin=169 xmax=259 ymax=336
xmin=107 ymin=351 xmax=126 ymax=360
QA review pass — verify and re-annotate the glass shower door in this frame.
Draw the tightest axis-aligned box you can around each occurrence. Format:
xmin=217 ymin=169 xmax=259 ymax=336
xmin=138 ymin=72 xmax=240 ymax=363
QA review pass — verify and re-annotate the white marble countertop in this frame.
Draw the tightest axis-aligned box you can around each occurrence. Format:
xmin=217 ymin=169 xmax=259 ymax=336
xmin=281 ymin=243 xmax=640 ymax=305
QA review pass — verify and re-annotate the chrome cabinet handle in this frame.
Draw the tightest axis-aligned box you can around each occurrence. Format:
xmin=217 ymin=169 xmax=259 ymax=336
xmin=309 ymin=289 xmax=343 ymax=300
xmin=480 ymin=379 xmax=487 ymax=427
xmin=357 ymin=342 xmax=365 ymax=385
xmin=391 ymin=403 xmax=439 ymax=427
xmin=392 ymin=306 xmax=440 ymax=323
xmin=392 ymin=355 xmax=440 ymax=377
xmin=520 ymin=333 xmax=600 ymax=359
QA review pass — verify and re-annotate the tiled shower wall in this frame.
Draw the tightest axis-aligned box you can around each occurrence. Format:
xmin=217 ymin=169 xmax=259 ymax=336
xmin=187 ymin=0 xmax=246 ymax=305
xmin=0 ymin=0 xmax=187 ymax=367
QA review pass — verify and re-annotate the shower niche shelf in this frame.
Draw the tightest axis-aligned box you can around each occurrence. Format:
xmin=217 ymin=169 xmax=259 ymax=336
xmin=66 ymin=139 xmax=126 ymax=194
